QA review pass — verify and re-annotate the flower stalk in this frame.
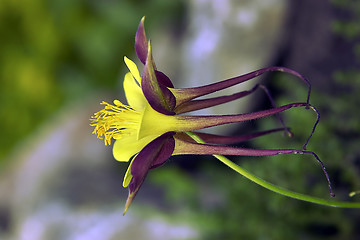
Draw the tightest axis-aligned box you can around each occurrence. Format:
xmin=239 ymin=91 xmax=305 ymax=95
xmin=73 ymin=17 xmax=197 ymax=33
xmin=185 ymin=131 xmax=360 ymax=208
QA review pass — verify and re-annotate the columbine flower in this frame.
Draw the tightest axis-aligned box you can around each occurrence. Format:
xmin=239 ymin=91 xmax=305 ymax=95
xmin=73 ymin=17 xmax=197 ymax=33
xmin=91 ymin=17 xmax=333 ymax=214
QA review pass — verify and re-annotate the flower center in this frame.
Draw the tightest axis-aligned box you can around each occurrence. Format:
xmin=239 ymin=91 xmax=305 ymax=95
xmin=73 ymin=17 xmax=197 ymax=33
xmin=90 ymin=100 xmax=142 ymax=145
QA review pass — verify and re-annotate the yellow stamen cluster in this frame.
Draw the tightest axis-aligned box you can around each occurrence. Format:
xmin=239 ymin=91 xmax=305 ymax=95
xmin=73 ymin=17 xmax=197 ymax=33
xmin=90 ymin=100 xmax=141 ymax=145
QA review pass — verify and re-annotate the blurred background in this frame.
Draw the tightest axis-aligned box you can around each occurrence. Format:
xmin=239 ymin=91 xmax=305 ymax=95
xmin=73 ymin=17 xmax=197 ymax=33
xmin=0 ymin=0 xmax=360 ymax=239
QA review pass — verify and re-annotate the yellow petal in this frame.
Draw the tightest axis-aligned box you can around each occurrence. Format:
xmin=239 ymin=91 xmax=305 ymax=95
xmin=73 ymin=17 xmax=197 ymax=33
xmin=137 ymin=103 xmax=191 ymax=140
xmin=123 ymin=72 xmax=147 ymax=110
xmin=138 ymin=104 xmax=174 ymax=140
xmin=122 ymin=155 xmax=136 ymax=187
xmin=113 ymin=131 xmax=156 ymax=162
xmin=124 ymin=56 xmax=141 ymax=84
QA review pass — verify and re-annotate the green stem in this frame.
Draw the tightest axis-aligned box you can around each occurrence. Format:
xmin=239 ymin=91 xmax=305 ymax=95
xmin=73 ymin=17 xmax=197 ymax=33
xmin=185 ymin=131 xmax=360 ymax=208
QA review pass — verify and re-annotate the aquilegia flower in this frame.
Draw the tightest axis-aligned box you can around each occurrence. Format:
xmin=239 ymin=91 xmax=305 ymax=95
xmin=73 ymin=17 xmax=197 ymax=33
xmin=91 ymin=17 xmax=334 ymax=214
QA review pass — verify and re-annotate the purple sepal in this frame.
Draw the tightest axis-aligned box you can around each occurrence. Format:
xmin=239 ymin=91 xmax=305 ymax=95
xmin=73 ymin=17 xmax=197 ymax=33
xmin=155 ymin=70 xmax=174 ymax=88
xmin=135 ymin=17 xmax=148 ymax=65
xmin=129 ymin=132 xmax=175 ymax=199
xmin=142 ymin=43 xmax=176 ymax=115
xmin=150 ymin=133 xmax=176 ymax=169
xmin=142 ymin=71 xmax=176 ymax=115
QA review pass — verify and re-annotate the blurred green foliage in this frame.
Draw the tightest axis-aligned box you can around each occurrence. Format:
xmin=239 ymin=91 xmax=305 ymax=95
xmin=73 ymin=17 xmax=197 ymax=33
xmin=331 ymin=0 xmax=360 ymax=40
xmin=0 ymin=0 xmax=185 ymax=163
